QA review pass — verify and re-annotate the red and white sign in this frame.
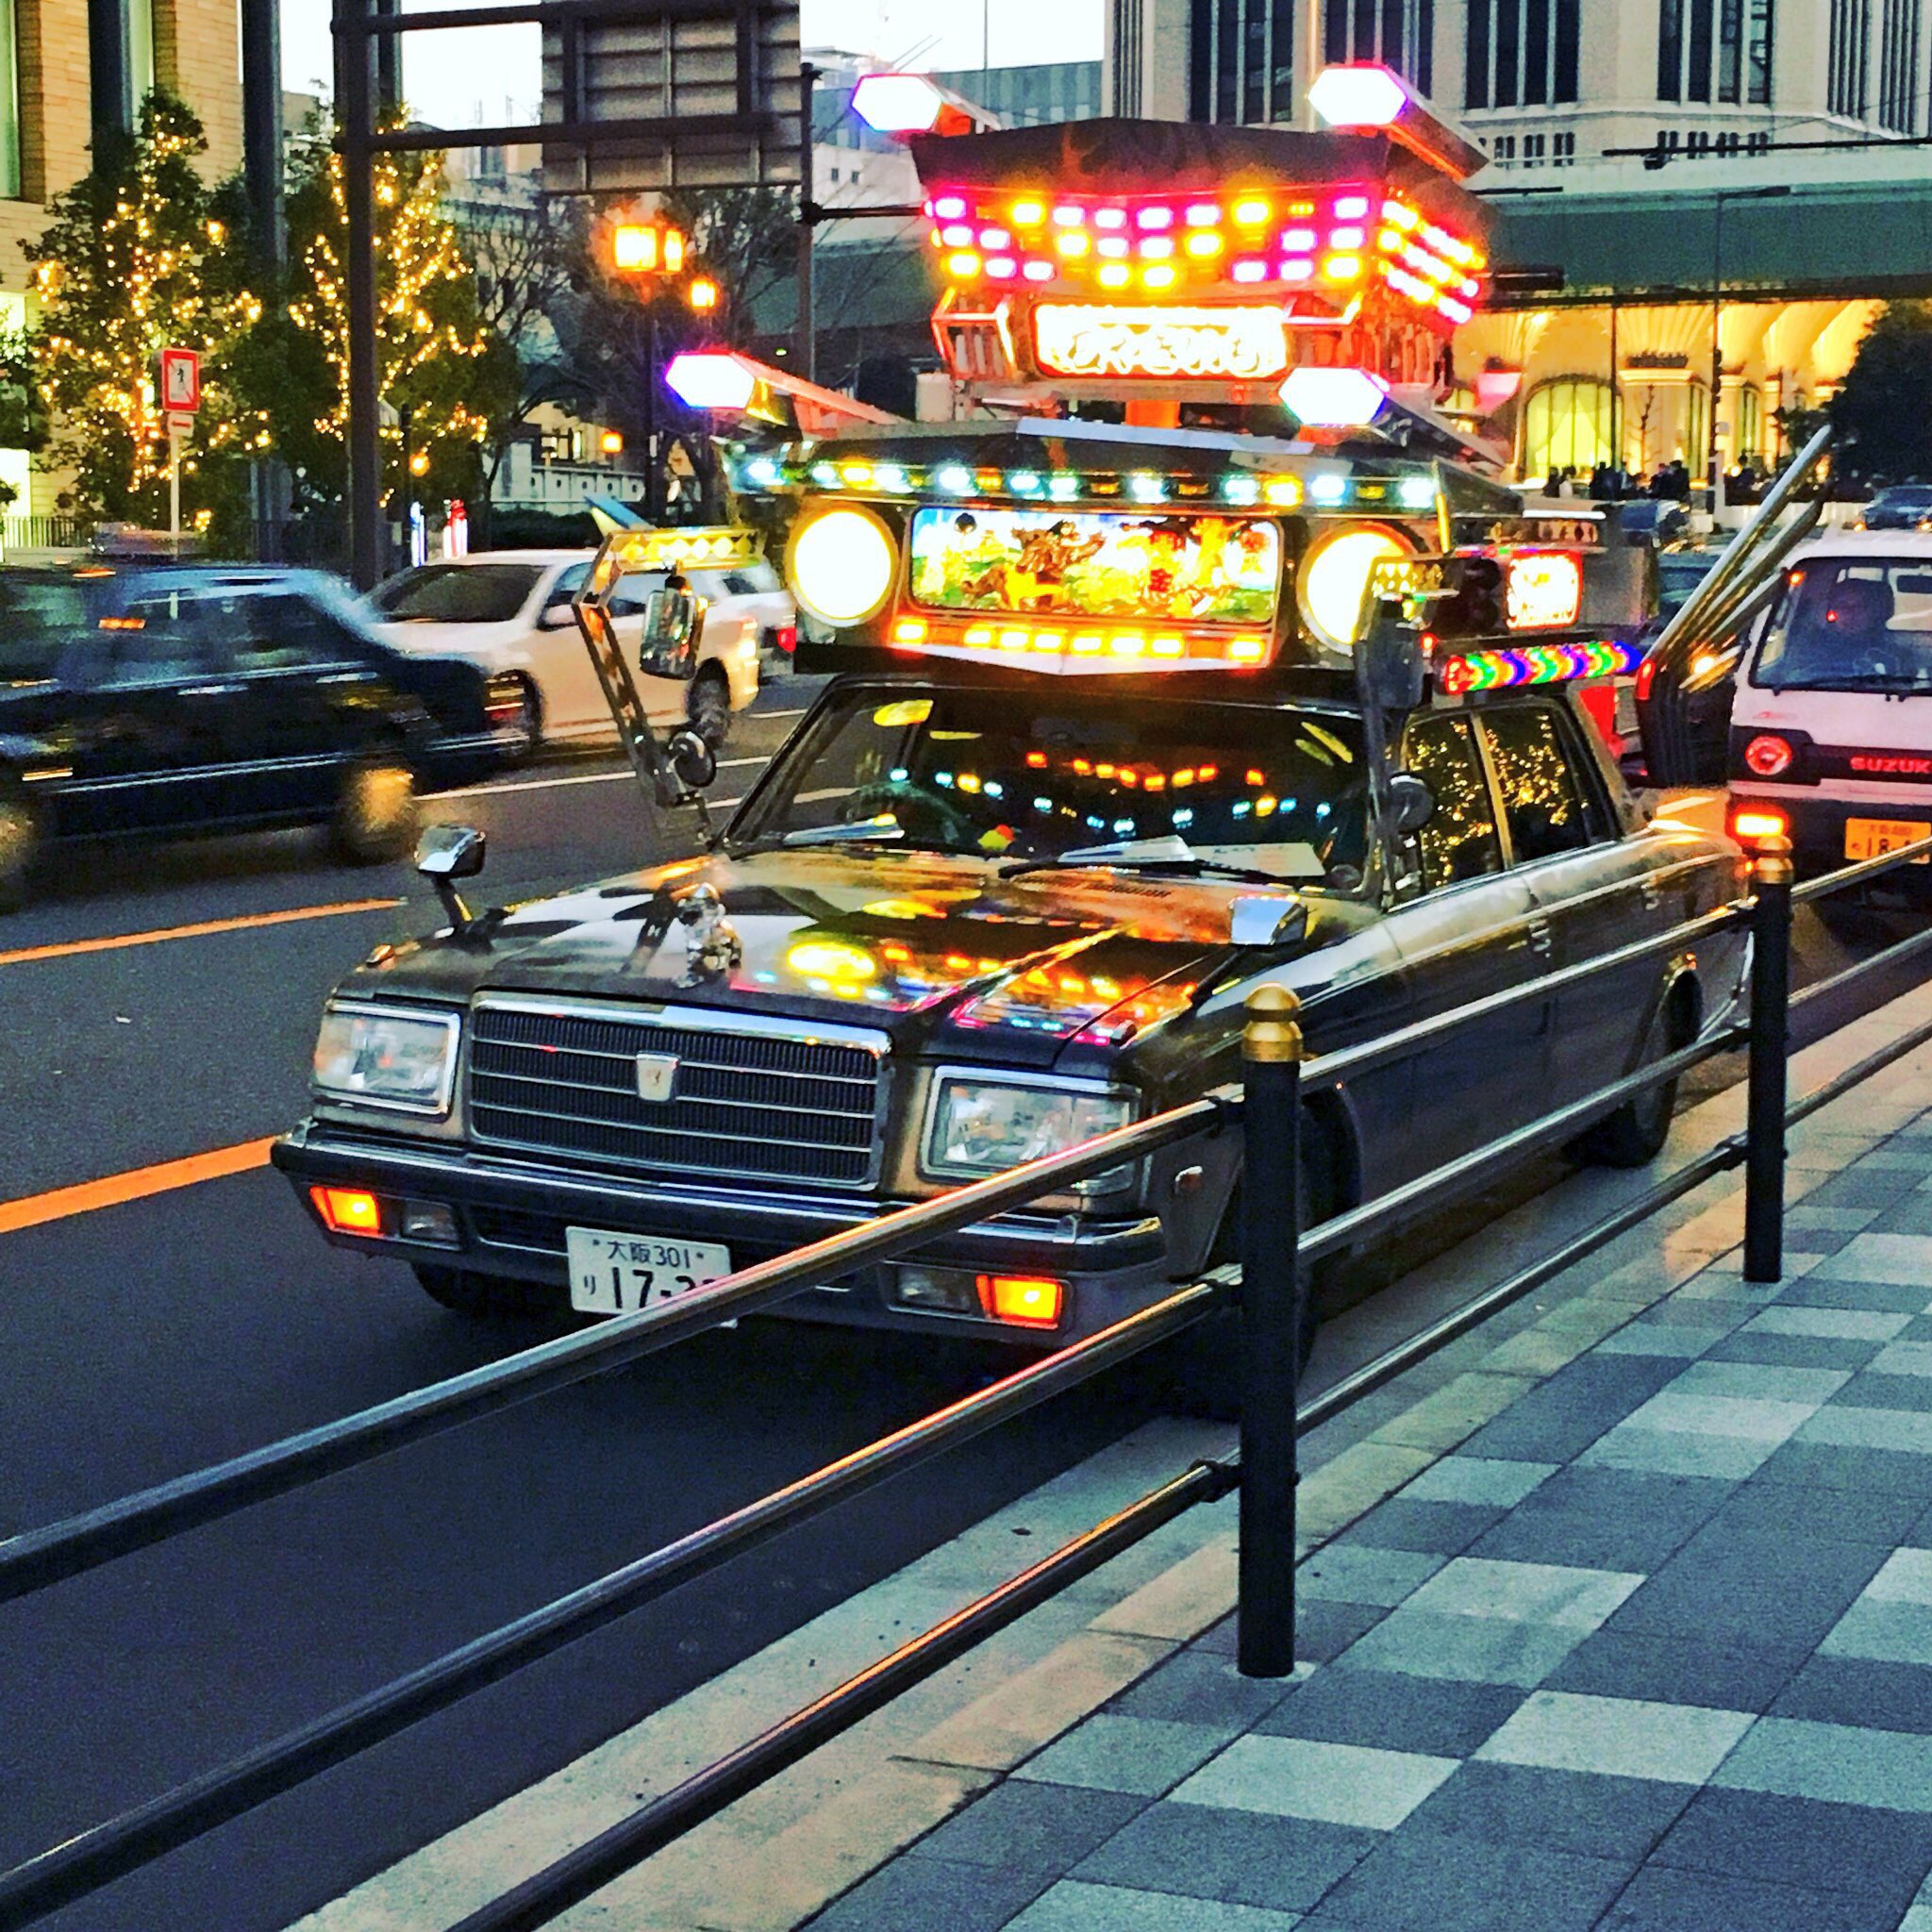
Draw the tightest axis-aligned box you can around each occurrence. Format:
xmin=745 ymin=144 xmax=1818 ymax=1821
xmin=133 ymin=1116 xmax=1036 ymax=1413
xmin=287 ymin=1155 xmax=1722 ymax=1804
xmin=158 ymin=347 xmax=200 ymax=413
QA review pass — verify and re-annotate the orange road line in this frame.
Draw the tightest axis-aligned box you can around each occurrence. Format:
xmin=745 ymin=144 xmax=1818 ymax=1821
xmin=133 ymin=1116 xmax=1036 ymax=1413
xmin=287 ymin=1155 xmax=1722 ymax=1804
xmin=0 ymin=898 xmax=401 ymax=969
xmin=0 ymin=1137 xmax=278 ymax=1236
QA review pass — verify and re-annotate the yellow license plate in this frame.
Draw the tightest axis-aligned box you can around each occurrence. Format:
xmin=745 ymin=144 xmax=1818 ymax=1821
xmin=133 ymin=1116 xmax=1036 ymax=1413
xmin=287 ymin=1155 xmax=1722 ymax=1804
xmin=1845 ymin=818 xmax=1932 ymax=863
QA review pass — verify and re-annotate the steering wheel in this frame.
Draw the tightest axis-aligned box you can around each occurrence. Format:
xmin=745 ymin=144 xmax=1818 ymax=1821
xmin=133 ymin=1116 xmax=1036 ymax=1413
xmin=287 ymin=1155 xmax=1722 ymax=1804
xmin=847 ymin=778 xmax=985 ymax=847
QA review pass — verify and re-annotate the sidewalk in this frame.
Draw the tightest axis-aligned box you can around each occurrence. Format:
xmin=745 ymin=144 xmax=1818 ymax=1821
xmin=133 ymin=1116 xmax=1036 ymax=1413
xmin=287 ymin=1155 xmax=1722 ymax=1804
xmin=799 ymin=1108 xmax=1932 ymax=1929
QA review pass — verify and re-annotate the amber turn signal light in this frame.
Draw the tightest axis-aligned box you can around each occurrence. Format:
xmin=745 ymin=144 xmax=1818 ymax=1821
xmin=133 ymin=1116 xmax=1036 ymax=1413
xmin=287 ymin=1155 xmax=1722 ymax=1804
xmin=975 ymin=1274 xmax=1066 ymax=1329
xmin=312 ymin=1186 xmax=387 ymax=1236
xmin=1729 ymin=806 xmax=1790 ymax=845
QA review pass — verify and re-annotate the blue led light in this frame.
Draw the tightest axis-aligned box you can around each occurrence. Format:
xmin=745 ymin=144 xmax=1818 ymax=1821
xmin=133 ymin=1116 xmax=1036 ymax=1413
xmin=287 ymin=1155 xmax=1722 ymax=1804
xmin=938 ymin=465 xmax=974 ymax=493
xmin=1008 ymin=471 xmax=1043 ymax=495
xmin=1087 ymin=816 xmax=1106 ymax=830
xmin=874 ymin=463 xmax=910 ymax=492
xmin=744 ymin=457 xmax=781 ymax=489
xmin=1310 ymin=474 xmax=1346 ymax=505
xmin=935 ymin=772 xmax=954 ymax=788
xmin=985 ymin=780 xmax=1004 ymax=799
xmin=1172 ymin=808 xmax=1195 ymax=827
xmin=1315 ymin=803 xmax=1331 ymax=819
xmin=890 ymin=767 xmax=908 ymax=781
xmin=1114 ymin=817 xmax=1136 ymax=834
xmin=810 ymin=460 xmax=839 ymax=487
xmin=1399 ymin=475 xmax=1438 ymax=509
xmin=1233 ymin=801 xmax=1252 ymax=819
xmin=1034 ymin=796 xmax=1054 ymax=812
xmin=1223 ymin=475 xmax=1261 ymax=505
xmin=1049 ymin=474 xmax=1080 ymax=500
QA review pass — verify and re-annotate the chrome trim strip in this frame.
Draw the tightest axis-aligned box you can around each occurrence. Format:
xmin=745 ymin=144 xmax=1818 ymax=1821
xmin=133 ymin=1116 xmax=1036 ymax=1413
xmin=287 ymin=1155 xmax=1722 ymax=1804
xmin=472 ymin=991 xmax=891 ymax=1056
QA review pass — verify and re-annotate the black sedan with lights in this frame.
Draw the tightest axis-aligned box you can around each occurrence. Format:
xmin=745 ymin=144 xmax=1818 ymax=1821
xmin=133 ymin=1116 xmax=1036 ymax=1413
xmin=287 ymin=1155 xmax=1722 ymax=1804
xmin=273 ymin=652 xmax=1747 ymax=1356
xmin=0 ymin=563 xmax=519 ymax=909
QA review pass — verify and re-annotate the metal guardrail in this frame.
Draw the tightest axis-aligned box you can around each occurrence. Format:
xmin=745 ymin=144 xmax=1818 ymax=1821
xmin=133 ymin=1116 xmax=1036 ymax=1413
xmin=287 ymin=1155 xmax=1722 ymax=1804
xmin=2 ymin=827 xmax=1929 ymax=1928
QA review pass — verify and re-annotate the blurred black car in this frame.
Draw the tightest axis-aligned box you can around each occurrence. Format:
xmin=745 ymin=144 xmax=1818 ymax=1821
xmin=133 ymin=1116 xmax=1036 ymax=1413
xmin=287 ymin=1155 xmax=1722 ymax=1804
xmin=1858 ymin=485 xmax=1932 ymax=531
xmin=0 ymin=564 xmax=516 ymax=909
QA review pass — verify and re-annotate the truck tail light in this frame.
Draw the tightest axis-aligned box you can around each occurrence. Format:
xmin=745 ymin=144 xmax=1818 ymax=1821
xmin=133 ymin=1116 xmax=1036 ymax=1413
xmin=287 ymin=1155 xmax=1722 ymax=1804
xmin=774 ymin=624 xmax=797 ymax=655
xmin=976 ymin=1274 xmax=1065 ymax=1328
xmin=1729 ymin=803 xmax=1790 ymax=846
xmin=312 ymin=1186 xmax=389 ymax=1236
xmin=1635 ymin=657 xmax=1657 ymax=702
xmin=1743 ymin=734 xmax=1794 ymax=777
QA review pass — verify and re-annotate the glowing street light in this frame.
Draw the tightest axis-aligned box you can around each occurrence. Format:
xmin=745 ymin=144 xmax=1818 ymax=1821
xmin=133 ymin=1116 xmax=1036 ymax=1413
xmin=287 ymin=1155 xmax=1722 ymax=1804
xmin=687 ymin=275 xmax=722 ymax=312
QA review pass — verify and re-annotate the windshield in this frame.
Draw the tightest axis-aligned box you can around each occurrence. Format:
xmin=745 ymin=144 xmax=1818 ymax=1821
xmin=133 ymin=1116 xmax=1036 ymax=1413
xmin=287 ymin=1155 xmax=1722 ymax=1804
xmin=367 ymin=563 xmax=545 ymax=625
xmin=1754 ymin=558 xmax=1932 ymax=692
xmin=734 ymin=686 xmax=1370 ymax=884
xmin=0 ymin=577 xmax=86 ymax=683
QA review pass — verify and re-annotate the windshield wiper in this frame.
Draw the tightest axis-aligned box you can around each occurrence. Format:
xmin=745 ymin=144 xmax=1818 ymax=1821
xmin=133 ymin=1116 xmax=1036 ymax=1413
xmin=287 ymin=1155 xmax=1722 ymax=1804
xmin=1000 ymin=835 xmax=1289 ymax=886
xmin=771 ymin=816 xmax=907 ymax=848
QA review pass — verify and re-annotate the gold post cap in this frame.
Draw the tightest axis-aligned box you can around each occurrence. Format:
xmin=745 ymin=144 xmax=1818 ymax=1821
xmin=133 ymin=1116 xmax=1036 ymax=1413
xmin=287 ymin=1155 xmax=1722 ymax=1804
xmin=1243 ymin=982 xmax=1304 ymax=1063
xmin=1751 ymin=831 xmax=1794 ymax=887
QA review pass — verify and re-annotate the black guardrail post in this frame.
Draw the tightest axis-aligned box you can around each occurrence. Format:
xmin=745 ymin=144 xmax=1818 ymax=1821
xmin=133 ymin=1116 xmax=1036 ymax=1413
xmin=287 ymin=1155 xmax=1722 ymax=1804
xmin=1744 ymin=831 xmax=1795 ymax=1282
xmin=1239 ymin=984 xmax=1303 ymax=1679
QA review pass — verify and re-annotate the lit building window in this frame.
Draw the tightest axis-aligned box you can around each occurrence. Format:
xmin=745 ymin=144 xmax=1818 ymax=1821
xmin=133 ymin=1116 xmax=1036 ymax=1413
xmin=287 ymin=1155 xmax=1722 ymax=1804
xmin=1523 ymin=376 xmax=1614 ymax=482
xmin=129 ymin=0 xmax=155 ymax=104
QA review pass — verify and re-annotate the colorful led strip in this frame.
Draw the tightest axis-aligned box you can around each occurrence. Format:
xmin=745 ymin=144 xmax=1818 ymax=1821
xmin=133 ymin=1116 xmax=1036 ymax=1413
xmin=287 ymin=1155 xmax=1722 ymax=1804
xmin=889 ymin=614 xmax=1272 ymax=666
xmin=1435 ymin=638 xmax=1641 ymax=697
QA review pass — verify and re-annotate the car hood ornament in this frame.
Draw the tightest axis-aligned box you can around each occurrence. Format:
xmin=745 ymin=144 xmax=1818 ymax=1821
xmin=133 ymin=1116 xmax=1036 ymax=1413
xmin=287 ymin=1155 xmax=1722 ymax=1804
xmin=675 ymin=882 xmax=742 ymax=983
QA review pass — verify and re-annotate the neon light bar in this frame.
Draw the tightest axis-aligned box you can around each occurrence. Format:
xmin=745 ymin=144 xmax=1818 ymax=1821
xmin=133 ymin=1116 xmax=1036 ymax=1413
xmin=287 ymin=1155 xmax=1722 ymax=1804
xmin=883 ymin=616 xmax=1275 ymax=668
xmin=1436 ymin=639 xmax=1641 ymax=697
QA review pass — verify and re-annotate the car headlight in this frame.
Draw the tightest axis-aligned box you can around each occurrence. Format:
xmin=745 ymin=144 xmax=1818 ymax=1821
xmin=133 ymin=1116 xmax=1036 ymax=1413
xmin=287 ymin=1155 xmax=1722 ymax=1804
xmin=924 ymin=1076 xmax=1135 ymax=1191
xmin=312 ymin=1002 xmax=460 ymax=1114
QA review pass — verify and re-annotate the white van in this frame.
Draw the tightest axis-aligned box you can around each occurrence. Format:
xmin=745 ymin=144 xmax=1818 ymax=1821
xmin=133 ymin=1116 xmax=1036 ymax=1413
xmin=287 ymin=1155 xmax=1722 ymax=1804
xmin=1727 ymin=531 xmax=1932 ymax=909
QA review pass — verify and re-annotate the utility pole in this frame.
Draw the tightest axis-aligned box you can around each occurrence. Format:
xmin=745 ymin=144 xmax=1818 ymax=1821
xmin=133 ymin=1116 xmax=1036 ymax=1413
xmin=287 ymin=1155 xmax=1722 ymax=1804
xmin=335 ymin=0 xmax=384 ymax=589
xmin=796 ymin=60 xmax=818 ymax=381
xmin=241 ymin=0 xmax=287 ymax=559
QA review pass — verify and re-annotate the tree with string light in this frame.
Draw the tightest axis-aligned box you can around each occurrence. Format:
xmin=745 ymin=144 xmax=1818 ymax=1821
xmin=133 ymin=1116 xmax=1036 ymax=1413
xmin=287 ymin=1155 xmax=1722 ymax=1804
xmin=26 ymin=92 xmax=256 ymax=523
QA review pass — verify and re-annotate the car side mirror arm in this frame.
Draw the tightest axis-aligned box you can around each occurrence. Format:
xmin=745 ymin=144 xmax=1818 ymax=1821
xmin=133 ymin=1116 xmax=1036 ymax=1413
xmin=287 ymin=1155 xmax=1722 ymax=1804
xmin=415 ymin=823 xmax=492 ymax=939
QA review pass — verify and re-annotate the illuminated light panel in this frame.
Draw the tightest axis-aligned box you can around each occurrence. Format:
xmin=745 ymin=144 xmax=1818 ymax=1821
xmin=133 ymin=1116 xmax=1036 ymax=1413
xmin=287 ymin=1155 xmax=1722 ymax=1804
xmin=1282 ymin=365 xmax=1390 ymax=427
xmin=1096 ymin=235 xmax=1131 ymax=258
xmin=1231 ymin=258 xmax=1269 ymax=283
xmin=663 ymin=352 xmax=757 ymax=410
xmin=1228 ymin=639 xmax=1267 ymax=662
xmin=1309 ymin=474 xmax=1347 ymax=504
xmin=964 ymin=625 xmax=994 ymax=644
xmin=946 ymin=251 xmax=982 ymax=277
xmin=1097 ymin=262 xmax=1131 ymax=289
xmin=1300 ymin=524 xmax=1415 ymax=648
xmin=788 ymin=504 xmax=899 ymax=627
xmin=1141 ymin=263 xmax=1178 ymax=291
xmin=1335 ymin=194 xmax=1371 ymax=218
xmin=999 ymin=628 xmax=1029 ymax=651
xmin=1052 ymin=204 xmax=1085 ymax=225
xmin=1281 ymin=226 xmax=1318 ymax=250
xmin=1032 ymin=631 xmax=1065 ymax=653
xmin=1151 ymin=637 xmax=1184 ymax=658
xmin=1330 ymin=225 xmax=1366 ymax=249
xmin=1110 ymin=633 xmax=1146 ymax=657
xmin=1184 ymin=231 xmax=1224 ymax=258
xmin=1263 ymin=475 xmax=1303 ymax=507
xmin=313 ymin=1186 xmax=385 ymax=1236
xmin=1008 ymin=470 xmax=1043 ymax=494
xmin=1731 ymin=806 xmax=1790 ymax=842
xmin=1382 ymin=198 xmax=1421 ymax=229
xmin=976 ymin=1274 xmax=1064 ymax=1329
xmin=938 ymin=464 xmax=974 ymax=492
xmin=979 ymin=226 xmax=1011 ymax=249
xmin=1129 ymin=473 xmax=1166 ymax=502
xmin=1399 ymin=475 xmax=1438 ymax=508
xmin=1504 ymin=551 xmax=1585 ymax=629
xmin=851 ymin=72 xmax=952 ymax=132
xmin=1324 ymin=254 xmax=1363 ymax=281
xmin=941 ymin=223 xmax=973 ymax=245
xmin=1055 ymin=230 xmax=1091 ymax=260
xmin=1010 ymin=200 xmax=1046 ymax=225
xmin=1435 ymin=638 xmax=1641 ymax=696
xmin=892 ymin=618 xmax=928 ymax=645
xmin=1024 ymin=260 xmax=1055 ymax=281
xmin=934 ymin=194 xmax=966 ymax=219
xmin=1186 ymin=202 xmax=1221 ymax=225
xmin=1048 ymin=473 xmax=1080 ymax=498
xmin=1139 ymin=234 xmax=1175 ymax=258
xmin=1136 ymin=206 xmax=1174 ymax=229
xmin=1281 ymin=259 xmax=1315 ymax=281
xmin=840 ymin=463 xmax=874 ymax=486
xmin=1231 ymin=196 xmax=1272 ymax=226
xmin=809 ymin=460 xmax=838 ymax=486
xmin=986 ymin=256 xmax=1018 ymax=279
xmin=1224 ymin=475 xmax=1261 ymax=504
xmin=1308 ymin=61 xmax=1409 ymax=128
xmin=1094 ymin=207 xmax=1128 ymax=228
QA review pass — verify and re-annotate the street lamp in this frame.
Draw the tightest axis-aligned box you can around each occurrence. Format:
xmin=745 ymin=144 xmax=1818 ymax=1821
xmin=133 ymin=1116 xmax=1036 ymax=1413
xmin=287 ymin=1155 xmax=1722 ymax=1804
xmin=607 ymin=213 xmax=716 ymax=523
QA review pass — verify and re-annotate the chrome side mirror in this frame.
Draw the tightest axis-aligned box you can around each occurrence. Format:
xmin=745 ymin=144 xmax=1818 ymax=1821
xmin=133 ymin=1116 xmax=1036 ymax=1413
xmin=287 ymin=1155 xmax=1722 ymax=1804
xmin=1228 ymin=895 xmax=1307 ymax=948
xmin=667 ymin=727 xmax=717 ymax=790
xmin=639 ymin=587 xmax=703 ymax=680
xmin=415 ymin=823 xmax=486 ymax=932
xmin=1389 ymin=773 xmax=1435 ymax=835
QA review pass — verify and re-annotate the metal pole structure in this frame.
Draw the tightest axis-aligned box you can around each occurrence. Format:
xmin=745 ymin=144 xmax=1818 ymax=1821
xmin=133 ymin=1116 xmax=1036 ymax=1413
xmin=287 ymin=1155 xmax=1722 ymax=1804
xmin=168 ymin=425 xmax=181 ymax=547
xmin=1238 ymin=983 xmax=1304 ymax=1680
xmin=644 ymin=308 xmax=662 ymax=523
xmin=335 ymin=0 xmax=384 ymax=590
xmin=1743 ymin=831 xmax=1794 ymax=1282
xmin=1608 ymin=289 xmax=1620 ymax=482
xmin=1708 ymin=192 xmax=1724 ymax=516
xmin=240 ymin=0 xmax=286 ymax=269
xmin=796 ymin=60 xmax=817 ymax=381
xmin=374 ymin=0 xmax=403 ymax=119
xmin=86 ymin=0 xmax=130 ymax=141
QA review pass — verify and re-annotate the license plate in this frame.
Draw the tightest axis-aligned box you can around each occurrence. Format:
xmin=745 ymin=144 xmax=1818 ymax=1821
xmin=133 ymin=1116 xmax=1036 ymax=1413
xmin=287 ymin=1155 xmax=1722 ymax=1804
xmin=566 ymin=1227 xmax=732 ymax=1315
xmin=1845 ymin=818 xmax=1932 ymax=863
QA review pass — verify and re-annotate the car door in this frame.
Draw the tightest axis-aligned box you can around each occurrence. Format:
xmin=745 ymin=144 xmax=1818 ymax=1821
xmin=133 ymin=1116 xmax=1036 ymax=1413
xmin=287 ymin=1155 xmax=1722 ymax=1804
xmin=1381 ymin=711 xmax=1554 ymax=1182
xmin=53 ymin=594 xmax=234 ymax=834
xmin=525 ymin=560 xmax=608 ymax=735
xmin=1477 ymin=698 xmax=1660 ymax=1103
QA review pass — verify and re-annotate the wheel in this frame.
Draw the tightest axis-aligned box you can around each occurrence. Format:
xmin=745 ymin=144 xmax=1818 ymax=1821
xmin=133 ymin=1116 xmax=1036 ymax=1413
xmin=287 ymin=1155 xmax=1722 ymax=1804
xmin=1573 ymin=994 xmax=1683 ymax=1169
xmin=330 ymin=758 xmax=419 ymax=864
xmin=489 ymin=673 xmax=542 ymax=764
xmin=1158 ymin=1135 xmax=1336 ymax=1422
xmin=0 ymin=782 xmax=39 ymax=912
xmin=688 ymin=668 xmax=731 ymax=748
xmin=412 ymin=1264 xmax=558 ymax=1317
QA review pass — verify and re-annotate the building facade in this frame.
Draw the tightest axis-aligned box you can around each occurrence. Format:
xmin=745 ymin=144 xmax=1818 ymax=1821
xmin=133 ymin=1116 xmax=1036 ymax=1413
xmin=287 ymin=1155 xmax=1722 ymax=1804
xmin=1108 ymin=0 xmax=1932 ymax=158
xmin=0 ymin=0 xmax=241 ymax=519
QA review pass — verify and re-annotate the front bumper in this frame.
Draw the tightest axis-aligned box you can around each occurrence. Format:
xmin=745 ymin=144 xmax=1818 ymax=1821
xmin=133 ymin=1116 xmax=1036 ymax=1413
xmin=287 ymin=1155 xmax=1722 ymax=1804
xmin=273 ymin=1123 xmax=1179 ymax=1344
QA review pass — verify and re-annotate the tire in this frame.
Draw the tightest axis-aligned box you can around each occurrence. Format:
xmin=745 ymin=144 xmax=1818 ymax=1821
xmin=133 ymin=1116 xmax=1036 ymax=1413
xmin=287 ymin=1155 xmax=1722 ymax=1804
xmin=330 ymin=757 xmax=419 ymax=865
xmin=688 ymin=667 xmax=731 ymax=748
xmin=412 ymin=1264 xmax=559 ymax=1317
xmin=1573 ymin=993 xmax=1684 ymax=1169
xmin=0 ymin=781 xmax=39 ymax=912
xmin=1158 ymin=1134 xmax=1336 ymax=1422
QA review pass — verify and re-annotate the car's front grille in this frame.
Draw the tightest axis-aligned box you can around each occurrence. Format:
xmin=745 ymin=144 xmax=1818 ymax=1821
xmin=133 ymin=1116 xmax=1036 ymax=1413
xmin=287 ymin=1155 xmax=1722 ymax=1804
xmin=466 ymin=997 xmax=887 ymax=1188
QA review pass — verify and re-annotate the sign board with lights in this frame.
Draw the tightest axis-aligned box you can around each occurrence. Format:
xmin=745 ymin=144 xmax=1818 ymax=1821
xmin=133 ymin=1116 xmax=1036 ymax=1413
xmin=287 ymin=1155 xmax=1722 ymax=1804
xmin=1503 ymin=551 xmax=1585 ymax=631
xmin=908 ymin=506 xmax=1281 ymax=627
xmin=1032 ymin=306 xmax=1291 ymax=382
xmin=605 ymin=525 xmax=766 ymax=572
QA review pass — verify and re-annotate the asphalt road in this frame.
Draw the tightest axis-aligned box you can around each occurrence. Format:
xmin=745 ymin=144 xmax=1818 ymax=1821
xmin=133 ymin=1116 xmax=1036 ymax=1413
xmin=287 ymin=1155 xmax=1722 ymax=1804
xmin=0 ymin=698 xmax=1919 ymax=1932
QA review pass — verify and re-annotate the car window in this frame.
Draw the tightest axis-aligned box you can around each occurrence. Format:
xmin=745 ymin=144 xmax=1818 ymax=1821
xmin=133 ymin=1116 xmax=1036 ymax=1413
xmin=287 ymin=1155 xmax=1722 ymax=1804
xmin=549 ymin=562 xmax=591 ymax=603
xmin=724 ymin=570 xmax=771 ymax=596
xmin=608 ymin=571 xmax=667 ymax=621
xmin=1404 ymin=716 xmax=1504 ymax=891
xmin=225 ymin=592 xmax=359 ymax=672
xmin=1753 ymin=558 xmax=1932 ymax=693
xmin=1481 ymin=705 xmax=1593 ymax=863
xmin=0 ymin=578 xmax=84 ymax=683
xmin=368 ymin=563 xmax=544 ymax=624
xmin=102 ymin=591 xmax=219 ymax=685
